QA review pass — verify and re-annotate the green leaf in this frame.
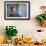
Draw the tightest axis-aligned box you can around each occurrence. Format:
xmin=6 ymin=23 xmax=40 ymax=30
xmin=44 ymin=15 xmax=46 ymax=19
xmin=5 ymin=26 xmax=18 ymax=39
xmin=36 ymin=15 xmax=44 ymax=21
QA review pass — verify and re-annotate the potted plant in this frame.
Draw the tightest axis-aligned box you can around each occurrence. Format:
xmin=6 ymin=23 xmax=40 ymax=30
xmin=36 ymin=14 xmax=46 ymax=27
xmin=5 ymin=26 xmax=18 ymax=43
xmin=36 ymin=6 xmax=46 ymax=27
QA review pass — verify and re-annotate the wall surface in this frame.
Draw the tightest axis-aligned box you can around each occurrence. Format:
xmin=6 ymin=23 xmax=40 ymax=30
xmin=0 ymin=0 xmax=46 ymax=41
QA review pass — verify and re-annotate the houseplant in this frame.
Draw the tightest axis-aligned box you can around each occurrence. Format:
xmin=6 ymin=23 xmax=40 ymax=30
xmin=36 ymin=6 xmax=46 ymax=27
xmin=36 ymin=14 xmax=46 ymax=27
xmin=5 ymin=26 xmax=18 ymax=43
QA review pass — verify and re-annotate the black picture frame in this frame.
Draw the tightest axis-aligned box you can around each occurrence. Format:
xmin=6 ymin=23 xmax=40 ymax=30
xmin=4 ymin=1 xmax=30 ymax=20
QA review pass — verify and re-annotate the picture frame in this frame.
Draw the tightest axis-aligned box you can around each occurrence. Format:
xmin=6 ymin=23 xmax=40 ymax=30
xmin=4 ymin=1 xmax=30 ymax=20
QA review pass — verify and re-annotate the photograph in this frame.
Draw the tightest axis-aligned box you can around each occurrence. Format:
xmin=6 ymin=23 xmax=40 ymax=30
xmin=4 ymin=1 xmax=30 ymax=20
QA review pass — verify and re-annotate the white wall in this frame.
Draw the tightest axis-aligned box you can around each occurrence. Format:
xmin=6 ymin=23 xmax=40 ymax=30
xmin=0 ymin=0 xmax=46 ymax=41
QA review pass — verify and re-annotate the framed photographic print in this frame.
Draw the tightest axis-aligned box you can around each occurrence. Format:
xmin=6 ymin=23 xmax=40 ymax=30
xmin=4 ymin=1 xmax=30 ymax=20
